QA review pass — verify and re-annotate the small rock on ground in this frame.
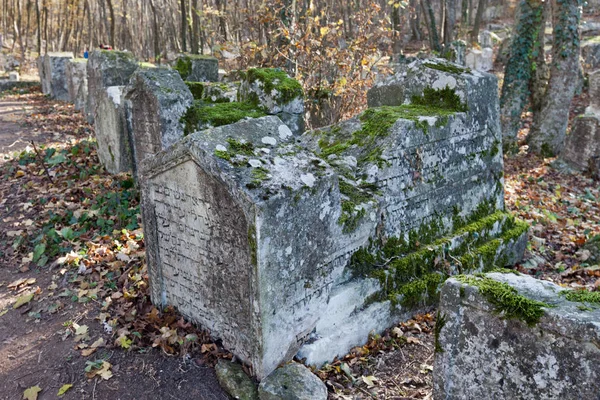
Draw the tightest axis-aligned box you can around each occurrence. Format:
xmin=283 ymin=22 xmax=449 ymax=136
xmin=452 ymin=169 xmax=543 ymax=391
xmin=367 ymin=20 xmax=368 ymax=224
xmin=215 ymin=359 xmax=258 ymax=400
xmin=258 ymin=362 xmax=327 ymax=400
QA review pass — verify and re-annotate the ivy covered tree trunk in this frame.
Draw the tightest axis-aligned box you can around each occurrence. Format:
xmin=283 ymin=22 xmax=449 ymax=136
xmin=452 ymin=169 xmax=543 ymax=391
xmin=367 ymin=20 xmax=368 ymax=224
xmin=527 ymin=0 xmax=582 ymax=157
xmin=499 ymin=0 xmax=544 ymax=153
xmin=529 ymin=0 xmax=550 ymax=114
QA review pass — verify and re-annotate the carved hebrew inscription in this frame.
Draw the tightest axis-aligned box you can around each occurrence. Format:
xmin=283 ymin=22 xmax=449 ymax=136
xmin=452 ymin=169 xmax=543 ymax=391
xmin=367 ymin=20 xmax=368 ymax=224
xmin=148 ymin=159 xmax=258 ymax=362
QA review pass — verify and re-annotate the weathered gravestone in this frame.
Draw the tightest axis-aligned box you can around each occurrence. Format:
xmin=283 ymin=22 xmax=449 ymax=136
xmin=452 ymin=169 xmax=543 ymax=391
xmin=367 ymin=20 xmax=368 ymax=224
xmin=66 ymin=58 xmax=87 ymax=111
xmin=40 ymin=52 xmax=74 ymax=101
xmin=238 ymin=68 xmax=305 ymax=134
xmin=37 ymin=55 xmax=50 ymax=95
xmin=136 ymin=58 xmax=527 ymax=379
xmin=94 ymin=86 xmax=133 ymax=174
xmin=87 ymin=50 xmax=138 ymax=123
xmin=124 ymin=68 xmax=193 ymax=173
xmin=561 ymin=70 xmax=600 ymax=177
xmin=434 ymin=272 xmax=600 ymax=400
xmin=174 ymin=54 xmax=219 ymax=82
xmin=581 ymin=38 xmax=600 ymax=70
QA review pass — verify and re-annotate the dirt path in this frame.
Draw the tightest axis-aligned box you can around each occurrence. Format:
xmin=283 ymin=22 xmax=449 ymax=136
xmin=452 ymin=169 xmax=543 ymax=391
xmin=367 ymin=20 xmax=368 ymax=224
xmin=0 ymin=95 xmax=230 ymax=400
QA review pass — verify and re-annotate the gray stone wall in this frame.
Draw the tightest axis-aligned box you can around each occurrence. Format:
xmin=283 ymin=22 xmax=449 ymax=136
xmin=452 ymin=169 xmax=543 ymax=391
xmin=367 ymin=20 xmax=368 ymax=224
xmin=435 ymin=272 xmax=600 ymax=399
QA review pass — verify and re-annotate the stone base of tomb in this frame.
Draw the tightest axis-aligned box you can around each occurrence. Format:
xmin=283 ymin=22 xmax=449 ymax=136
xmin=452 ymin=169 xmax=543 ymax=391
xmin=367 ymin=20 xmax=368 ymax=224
xmin=434 ymin=272 xmax=600 ymax=399
xmin=297 ymin=211 xmax=528 ymax=366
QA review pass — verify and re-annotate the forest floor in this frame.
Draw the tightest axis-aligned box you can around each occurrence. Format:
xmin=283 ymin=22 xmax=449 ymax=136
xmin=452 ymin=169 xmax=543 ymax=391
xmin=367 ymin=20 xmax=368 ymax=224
xmin=0 ymin=82 xmax=599 ymax=400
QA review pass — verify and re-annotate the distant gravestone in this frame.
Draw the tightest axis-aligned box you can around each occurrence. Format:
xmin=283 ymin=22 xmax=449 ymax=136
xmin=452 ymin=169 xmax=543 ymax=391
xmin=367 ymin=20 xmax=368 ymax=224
xmin=67 ymin=58 xmax=87 ymax=111
xmin=561 ymin=70 xmax=600 ymax=176
xmin=581 ymin=39 xmax=600 ymax=71
xmin=124 ymin=68 xmax=193 ymax=172
xmin=37 ymin=55 xmax=50 ymax=95
xmin=174 ymin=54 xmax=219 ymax=82
xmin=238 ymin=68 xmax=305 ymax=134
xmin=9 ymin=71 xmax=19 ymax=81
xmin=435 ymin=272 xmax=600 ymax=399
xmin=135 ymin=59 xmax=527 ymax=378
xmin=87 ymin=50 xmax=138 ymax=123
xmin=95 ymin=86 xmax=133 ymax=174
xmin=43 ymin=52 xmax=74 ymax=101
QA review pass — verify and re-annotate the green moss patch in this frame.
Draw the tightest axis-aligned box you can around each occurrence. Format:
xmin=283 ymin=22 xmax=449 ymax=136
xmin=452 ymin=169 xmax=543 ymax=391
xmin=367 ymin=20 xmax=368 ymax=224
xmin=245 ymin=68 xmax=303 ymax=103
xmin=317 ymin=87 xmax=467 ymax=167
xmin=185 ymin=81 xmax=204 ymax=100
xmin=181 ymin=101 xmax=266 ymax=135
xmin=560 ymin=289 xmax=600 ymax=305
xmin=349 ymin=209 xmax=528 ymax=310
xmin=455 ymin=275 xmax=551 ymax=326
xmin=424 ymin=61 xmax=470 ymax=75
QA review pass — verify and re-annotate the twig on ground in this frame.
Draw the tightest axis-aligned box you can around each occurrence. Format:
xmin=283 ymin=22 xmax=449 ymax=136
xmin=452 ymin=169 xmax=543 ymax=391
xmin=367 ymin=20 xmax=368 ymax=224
xmin=30 ymin=140 xmax=53 ymax=184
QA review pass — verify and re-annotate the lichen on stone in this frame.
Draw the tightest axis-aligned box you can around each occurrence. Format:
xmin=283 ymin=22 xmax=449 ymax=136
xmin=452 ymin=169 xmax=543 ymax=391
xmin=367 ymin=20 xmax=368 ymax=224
xmin=455 ymin=274 xmax=551 ymax=326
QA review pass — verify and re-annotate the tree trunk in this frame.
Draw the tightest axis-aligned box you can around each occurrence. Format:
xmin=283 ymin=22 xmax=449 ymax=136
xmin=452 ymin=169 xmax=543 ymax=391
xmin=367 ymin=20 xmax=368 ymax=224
xmin=35 ymin=0 xmax=40 ymax=53
xmin=529 ymin=0 xmax=550 ymax=114
xmin=471 ymin=0 xmax=486 ymax=43
xmin=421 ymin=0 xmax=441 ymax=52
xmin=498 ymin=0 xmax=544 ymax=153
xmin=190 ymin=0 xmax=199 ymax=53
xmin=180 ymin=0 xmax=187 ymax=52
xmin=527 ymin=0 xmax=582 ymax=156
xmin=149 ymin=0 xmax=160 ymax=63
xmin=444 ymin=0 xmax=456 ymax=51
xmin=106 ymin=0 xmax=115 ymax=48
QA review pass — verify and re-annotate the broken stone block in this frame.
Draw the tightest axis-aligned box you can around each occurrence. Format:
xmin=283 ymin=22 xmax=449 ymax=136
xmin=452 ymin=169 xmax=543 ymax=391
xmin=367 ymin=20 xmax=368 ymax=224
xmin=124 ymin=68 xmax=193 ymax=171
xmin=465 ymin=49 xmax=481 ymax=70
xmin=258 ymin=363 xmax=327 ymax=400
xmin=95 ymin=86 xmax=132 ymax=174
xmin=43 ymin=52 xmax=74 ymax=101
xmin=138 ymin=58 xmax=526 ymax=377
xmin=9 ymin=71 xmax=19 ymax=81
xmin=561 ymin=114 xmax=600 ymax=173
xmin=174 ymin=54 xmax=219 ymax=82
xmin=239 ymin=68 xmax=305 ymax=135
xmin=66 ymin=58 xmax=87 ymax=111
xmin=87 ymin=50 xmax=138 ymax=123
xmin=434 ymin=272 xmax=600 ymax=399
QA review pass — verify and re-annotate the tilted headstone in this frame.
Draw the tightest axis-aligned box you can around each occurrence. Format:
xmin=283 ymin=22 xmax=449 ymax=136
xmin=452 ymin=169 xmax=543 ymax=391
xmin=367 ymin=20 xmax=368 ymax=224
xmin=239 ymin=68 xmax=305 ymax=134
xmin=95 ymin=86 xmax=133 ymax=174
xmin=66 ymin=58 xmax=87 ymax=111
xmin=124 ymin=68 xmax=193 ymax=173
xmin=43 ymin=52 xmax=74 ymax=101
xmin=87 ymin=50 xmax=138 ymax=123
xmin=137 ymin=59 xmax=527 ymax=378
xmin=174 ymin=54 xmax=219 ymax=82
xmin=435 ymin=272 xmax=600 ymax=399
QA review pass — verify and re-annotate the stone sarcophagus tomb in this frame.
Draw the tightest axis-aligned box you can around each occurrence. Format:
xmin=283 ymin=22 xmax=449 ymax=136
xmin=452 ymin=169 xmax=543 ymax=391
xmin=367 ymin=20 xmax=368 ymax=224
xmin=37 ymin=52 xmax=74 ymax=101
xmin=136 ymin=59 xmax=528 ymax=379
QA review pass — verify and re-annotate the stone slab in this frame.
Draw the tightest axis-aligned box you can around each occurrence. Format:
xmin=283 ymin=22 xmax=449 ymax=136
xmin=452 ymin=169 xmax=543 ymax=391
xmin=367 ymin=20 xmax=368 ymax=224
xmin=95 ymin=86 xmax=132 ymax=173
xmin=174 ymin=54 xmax=219 ymax=82
xmin=67 ymin=59 xmax=87 ymax=111
xmin=87 ymin=50 xmax=138 ymax=123
xmin=435 ymin=272 xmax=600 ymax=400
xmin=43 ymin=52 xmax=74 ymax=101
xmin=124 ymin=68 xmax=193 ymax=173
